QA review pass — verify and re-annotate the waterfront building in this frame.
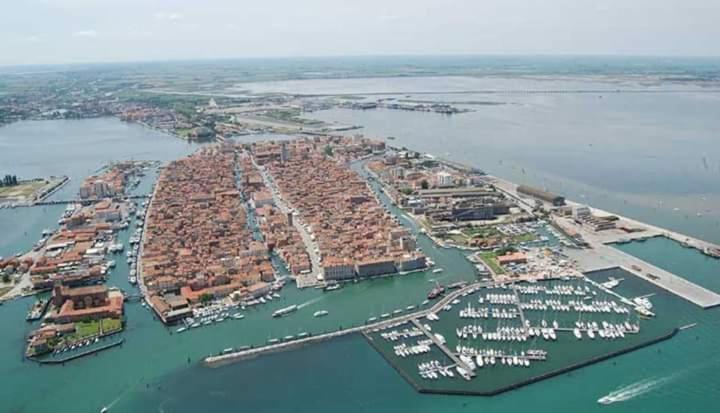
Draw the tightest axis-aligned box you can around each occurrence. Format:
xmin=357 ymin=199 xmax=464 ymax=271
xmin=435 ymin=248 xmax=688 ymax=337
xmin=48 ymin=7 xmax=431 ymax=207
xmin=517 ymin=185 xmax=566 ymax=206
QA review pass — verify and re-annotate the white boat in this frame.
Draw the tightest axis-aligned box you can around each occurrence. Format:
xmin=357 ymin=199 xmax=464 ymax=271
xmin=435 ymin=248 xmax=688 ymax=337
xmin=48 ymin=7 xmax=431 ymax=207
xmin=432 ymin=268 xmax=443 ymax=274
xmin=573 ymin=328 xmax=582 ymax=339
xmin=272 ymin=305 xmax=298 ymax=318
xmin=601 ymin=277 xmax=622 ymax=289
xmin=633 ymin=297 xmax=653 ymax=310
xmin=129 ymin=277 xmax=137 ymax=285
xmin=176 ymin=327 xmax=186 ymax=333
xmin=232 ymin=313 xmax=245 ymax=320
xmin=313 ymin=310 xmax=329 ymax=317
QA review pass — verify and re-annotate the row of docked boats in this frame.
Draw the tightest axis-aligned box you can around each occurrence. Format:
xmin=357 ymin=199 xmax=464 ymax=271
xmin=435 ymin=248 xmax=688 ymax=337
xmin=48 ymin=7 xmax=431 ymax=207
xmin=393 ymin=340 xmax=432 ymax=358
xmin=52 ymin=337 xmax=101 ymax=355
xmin=519 ymin=298 xmax=631 ymax=314
xmin=458 ymin=348 xmax=535 ymax=369
xmin=418 ymin=360 xmax=455 ymax=380
xmin=175 ymin=311 xmax=247 ymax=333
xmin=516 ymin=283 xmax=589 ymax=297
xmin=459 ymin=303 xmax=519 ymax=319
xmin=481 ymin=293 xmax=518 ymax=305
xmin=573 ymin=321 xmax=639 ymax=340
xmin=380 ymin=327 xmax=424 ymax=342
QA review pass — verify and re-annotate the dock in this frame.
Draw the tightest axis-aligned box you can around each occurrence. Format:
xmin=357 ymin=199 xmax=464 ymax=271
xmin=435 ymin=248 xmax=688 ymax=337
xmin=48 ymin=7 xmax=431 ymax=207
xmin=569 ymin=244 xmax=720 ymax=309
xmin=409 ymin=318 xmax=475 ymax=376
xmin=34 ymin=338 xmax=124 ymax=364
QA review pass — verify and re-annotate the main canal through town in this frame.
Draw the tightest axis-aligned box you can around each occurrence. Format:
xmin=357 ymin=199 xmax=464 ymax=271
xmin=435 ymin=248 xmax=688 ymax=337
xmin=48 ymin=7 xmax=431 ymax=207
xmin=1 ymin=111 xmax=720 ymax=412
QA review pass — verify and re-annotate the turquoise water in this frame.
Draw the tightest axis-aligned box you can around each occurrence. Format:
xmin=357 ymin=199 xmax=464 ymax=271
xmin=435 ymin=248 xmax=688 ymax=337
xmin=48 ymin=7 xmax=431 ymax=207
xmin=1 ymin=74 xmax=720 ymax=412
xmin=614 ymin=237 xmax=720 ymax=293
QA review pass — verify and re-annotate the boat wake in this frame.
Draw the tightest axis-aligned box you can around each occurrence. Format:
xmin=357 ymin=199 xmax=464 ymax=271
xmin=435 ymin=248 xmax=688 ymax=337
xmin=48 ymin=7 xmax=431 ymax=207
xmin=297 ymin=296 xmax=324 ymax=309
xmin=597 ymin=376 xmax=672 ymax=405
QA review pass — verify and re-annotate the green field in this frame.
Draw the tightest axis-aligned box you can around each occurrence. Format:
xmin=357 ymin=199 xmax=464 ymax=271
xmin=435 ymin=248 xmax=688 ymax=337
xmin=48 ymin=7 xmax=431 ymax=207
xmin=72 ymin=318 xmax=123 ymax=340
xmin=479 ymin=251 xmax=505 ymax=275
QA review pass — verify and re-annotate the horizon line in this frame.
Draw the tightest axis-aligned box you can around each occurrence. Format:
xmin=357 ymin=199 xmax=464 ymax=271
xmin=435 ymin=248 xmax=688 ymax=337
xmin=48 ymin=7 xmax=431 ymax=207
xmin=2 ymin=52 xmax=720 ymax=71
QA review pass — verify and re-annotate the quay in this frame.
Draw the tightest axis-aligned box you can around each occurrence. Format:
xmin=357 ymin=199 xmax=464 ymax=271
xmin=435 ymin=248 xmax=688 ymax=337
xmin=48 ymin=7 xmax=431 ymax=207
xmin=569 ymin=245 xmax=720 ymax=309
xmin=409 ymin=318 xmax=475 ymax=376
xmin=484 ymin=174 xmax=720 ymax=309
xmin=33 ymin=338 xmax=124 ymax=365
xmin=204 ymin=281 xmax=486 ymax=367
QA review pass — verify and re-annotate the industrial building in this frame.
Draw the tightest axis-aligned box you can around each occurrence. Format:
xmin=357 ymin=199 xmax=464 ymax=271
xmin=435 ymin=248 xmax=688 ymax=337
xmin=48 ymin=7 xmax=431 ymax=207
xmin=516 ymin=185 xmax=565 ymax=206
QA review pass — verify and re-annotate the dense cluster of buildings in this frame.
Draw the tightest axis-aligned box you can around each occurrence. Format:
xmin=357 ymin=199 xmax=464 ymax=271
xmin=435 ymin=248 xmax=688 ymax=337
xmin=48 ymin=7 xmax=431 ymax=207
xmin=367 ymin=152 xmax=518 ymax=225
xmin=22 ymin=169 xmax=134 ymax=357
xmin=238 ymin=156 xmax=311 ymax=275
xmin=140 ymin=147 xmax=275 ymax=323
xmin=253 ymin=138 xmax=426 ymax=281
xmin=79 ymin=162 xmax=142 ymax=199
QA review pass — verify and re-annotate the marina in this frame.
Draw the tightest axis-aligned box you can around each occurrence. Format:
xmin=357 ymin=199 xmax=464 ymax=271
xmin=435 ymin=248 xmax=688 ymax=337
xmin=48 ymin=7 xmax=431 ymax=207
xmin=363 ymin=272 xmax=682 ymax=395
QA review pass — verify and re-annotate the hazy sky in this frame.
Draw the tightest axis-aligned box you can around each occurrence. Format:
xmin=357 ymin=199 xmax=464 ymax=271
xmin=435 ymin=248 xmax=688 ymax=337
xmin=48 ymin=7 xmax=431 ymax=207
xmin=2 ymin=0 xmax=719 ymax=65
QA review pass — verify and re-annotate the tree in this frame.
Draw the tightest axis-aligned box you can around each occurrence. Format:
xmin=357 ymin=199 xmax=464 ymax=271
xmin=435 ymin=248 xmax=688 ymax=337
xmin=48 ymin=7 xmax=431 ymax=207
xmin=420 ymin=179 xmax=429 ymax=190
xmin=199 ymin=293 xmax=213 ymax=305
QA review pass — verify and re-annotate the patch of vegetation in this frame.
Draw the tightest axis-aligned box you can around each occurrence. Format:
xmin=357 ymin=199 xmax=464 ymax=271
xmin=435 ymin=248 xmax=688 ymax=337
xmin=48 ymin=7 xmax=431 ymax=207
xmin=479 ymin=251 xmax=505 ymax=275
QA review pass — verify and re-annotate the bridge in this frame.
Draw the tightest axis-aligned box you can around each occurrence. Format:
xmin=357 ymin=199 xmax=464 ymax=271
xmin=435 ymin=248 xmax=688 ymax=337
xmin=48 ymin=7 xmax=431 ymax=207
xmin=204 ymin=280 xmax=489 ymax=367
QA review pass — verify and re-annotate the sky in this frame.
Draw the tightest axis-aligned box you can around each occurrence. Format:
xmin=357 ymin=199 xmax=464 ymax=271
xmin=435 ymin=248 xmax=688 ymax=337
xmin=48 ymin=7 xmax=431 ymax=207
xmin=1 ymin=0 xmax=719 ymax=66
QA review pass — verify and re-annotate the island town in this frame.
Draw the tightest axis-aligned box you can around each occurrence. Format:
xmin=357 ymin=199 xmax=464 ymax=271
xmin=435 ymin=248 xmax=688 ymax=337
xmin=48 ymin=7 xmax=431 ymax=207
xmin=0 ymin=133 xmax=718 ymax=397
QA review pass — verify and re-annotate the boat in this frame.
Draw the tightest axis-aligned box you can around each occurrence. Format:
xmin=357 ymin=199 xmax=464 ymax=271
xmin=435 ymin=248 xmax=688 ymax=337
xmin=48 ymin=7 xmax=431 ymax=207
xmin=100 ymin=407 xmax=109 ymax=413
xmin=176 ymin=327 xmax=186 ymax=333
xmin=323 ymin=283 xmax=342 ymax=292
xmin=222 ymin=348 xmax=234 ymax=354
xmin=427 ymin=283 xmax=445 ymax=300
xmin=633 ymin=297 xmax=653 ymax=310
xmin=232 ymin=313 xmax=245 ymax=320
xmin=573 ymin=328 xmax=582 ymax=339
xmin=129 ymin=277 xmax=137 ymax=285
xmin=432 ymin=268 xmax=444 ymax=274
xmin=26 ymin=299 xmax=49 ymax=321
xmin=601 ymin=277 xmax=622 ymax=289
xmin=272 ymin=305 xmax=298 ymax=318
xmin=313 ymin=310 xmax=329 ymax=317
